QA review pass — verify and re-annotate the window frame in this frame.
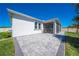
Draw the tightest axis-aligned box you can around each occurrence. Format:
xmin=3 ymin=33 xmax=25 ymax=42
xmin=34 ymin=21 xmax=41 ymax=30
xmin=38 ymin=23 xmax=41 ymax=29
xmin=35 ymin=21 xmax=37 ymax=30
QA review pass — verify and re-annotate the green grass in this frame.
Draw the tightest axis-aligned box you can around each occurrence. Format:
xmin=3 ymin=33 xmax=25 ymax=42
xmin=0 ymin=32 xmax=15 ymax=56
xmin=0 ymin=37 xmax=15 ymax=56
xmin=65 ymin=32 xmax=79 ymax=56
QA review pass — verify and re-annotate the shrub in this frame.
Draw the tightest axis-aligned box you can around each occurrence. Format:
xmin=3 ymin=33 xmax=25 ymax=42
xmin=0 ymin=32 xmax=12 ymax=39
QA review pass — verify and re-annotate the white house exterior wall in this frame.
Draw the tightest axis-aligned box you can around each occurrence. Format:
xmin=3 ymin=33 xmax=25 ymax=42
xmin=12 ymin=17 xmax=43 ymax=37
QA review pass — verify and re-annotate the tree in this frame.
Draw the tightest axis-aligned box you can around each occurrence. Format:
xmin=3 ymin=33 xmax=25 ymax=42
xmin=75 ymin=4 xmax=79 ymax=15
xmin=72 ymin=4 xmax=79 ymax=32
xmin=72 ymin=16 xmax=79 ymax=32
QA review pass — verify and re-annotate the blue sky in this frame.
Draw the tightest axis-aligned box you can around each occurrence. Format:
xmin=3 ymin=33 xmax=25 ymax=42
xmin=0 ymin=3 xmax=75 ymax=27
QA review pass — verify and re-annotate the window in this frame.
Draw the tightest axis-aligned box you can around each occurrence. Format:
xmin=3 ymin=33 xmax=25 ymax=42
xmin=34 ymin=22 xmax=41 ymax=30
xmin=39 ymin=23 xmax=41 ymax=29
xmin=35 ymin=22 xmax=37 ymax=29
xmin=51 ymin=24 xmax=53 ymax=28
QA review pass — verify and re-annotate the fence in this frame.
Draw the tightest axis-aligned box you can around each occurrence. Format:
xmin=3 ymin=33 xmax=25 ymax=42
xmin=61 ymin=28 xmax=79 ymax=32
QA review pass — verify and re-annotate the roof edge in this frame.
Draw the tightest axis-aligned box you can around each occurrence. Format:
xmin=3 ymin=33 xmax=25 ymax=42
xmin=7 ymin=8 xmax=42 ymax=22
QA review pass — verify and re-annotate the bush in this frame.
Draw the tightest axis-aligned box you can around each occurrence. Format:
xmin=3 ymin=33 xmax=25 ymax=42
xmin=0 ymin=32 xmax=12 ymax=39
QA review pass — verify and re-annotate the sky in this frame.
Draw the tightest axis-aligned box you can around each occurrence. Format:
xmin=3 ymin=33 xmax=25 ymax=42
xmin=0 ymin=3 xmax=76 ymax=27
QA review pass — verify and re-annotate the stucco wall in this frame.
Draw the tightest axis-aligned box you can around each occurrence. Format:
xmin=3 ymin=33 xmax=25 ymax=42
xmin=12 ymin=17 xmax=43 ymax=37
xmin=54 ymin=22 xmax=61 ymax=34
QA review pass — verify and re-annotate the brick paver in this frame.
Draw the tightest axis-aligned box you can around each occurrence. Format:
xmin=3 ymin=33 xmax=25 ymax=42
xmin=14 ymin=33 xmax=64 ymax=56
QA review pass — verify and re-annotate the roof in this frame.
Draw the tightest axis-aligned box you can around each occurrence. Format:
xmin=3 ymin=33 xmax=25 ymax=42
xmin=7 ymin=9 xmax=42 ymax=22
xmin=43 ymin=18 xmax=61 ymax=25
xmin=7 ymin=9 xmax=61 ymax=25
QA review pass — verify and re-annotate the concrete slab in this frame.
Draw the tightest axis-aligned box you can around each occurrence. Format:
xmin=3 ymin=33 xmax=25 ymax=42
xmin=14 ymin=33 xmax=63 ymax=56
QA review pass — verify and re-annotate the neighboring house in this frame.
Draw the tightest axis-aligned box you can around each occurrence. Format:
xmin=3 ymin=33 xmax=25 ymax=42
xmin=8 ymin=9 xmax=61 ymax=37
xmin=0 ymin=27 xmax=12 ymax=32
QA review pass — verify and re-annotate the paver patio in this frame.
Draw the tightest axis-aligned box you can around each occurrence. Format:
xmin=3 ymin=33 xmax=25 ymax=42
xmin=14 ymin=33 xmax=64 ymax=56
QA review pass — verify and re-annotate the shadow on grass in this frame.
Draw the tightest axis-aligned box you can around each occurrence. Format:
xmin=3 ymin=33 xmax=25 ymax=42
xmin=65 ymin=36 xmax=79 ymax=49
xmin=55 ymin=34 xmax=79 ymax=48
xmin=55 ymin=34 xmax=79 ymax=55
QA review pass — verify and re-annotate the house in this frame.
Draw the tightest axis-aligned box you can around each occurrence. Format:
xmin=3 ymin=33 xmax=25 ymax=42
xmin=8 ymin=9 xmax=61 ymax=37
xmin=0 ymin=27 xmax=12 ymax=32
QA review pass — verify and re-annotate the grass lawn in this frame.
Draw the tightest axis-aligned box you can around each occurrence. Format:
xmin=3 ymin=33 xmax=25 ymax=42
xmin=65 ymin=32 xmax=79 ymax=56
xmin=0 ymin=37 xmax=15 ymax=56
